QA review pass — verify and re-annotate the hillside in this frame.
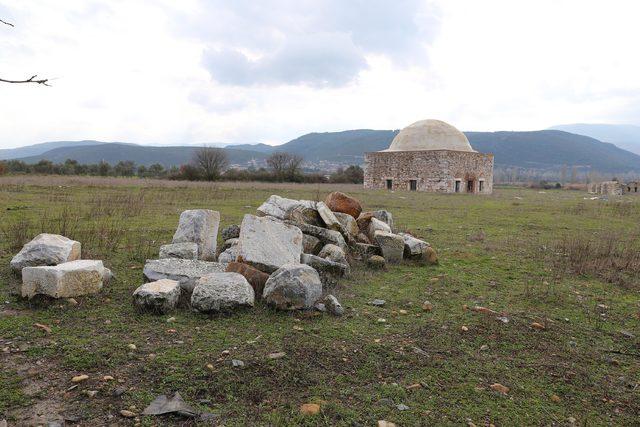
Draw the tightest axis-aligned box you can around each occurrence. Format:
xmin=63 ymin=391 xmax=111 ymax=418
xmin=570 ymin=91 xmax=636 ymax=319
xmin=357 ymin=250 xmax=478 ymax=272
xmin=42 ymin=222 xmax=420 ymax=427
xmin=549 ymin=123 xmax=640 ymax=155
xmin=17 ymin=143 xmax=268 ymax=167
xmin=0 ymin=140 xmax=111 ymax=160
xmin=9 ymin=129 xmax=640 ymax=173
xmin=233 ymin=129 xmax=640 ymax=172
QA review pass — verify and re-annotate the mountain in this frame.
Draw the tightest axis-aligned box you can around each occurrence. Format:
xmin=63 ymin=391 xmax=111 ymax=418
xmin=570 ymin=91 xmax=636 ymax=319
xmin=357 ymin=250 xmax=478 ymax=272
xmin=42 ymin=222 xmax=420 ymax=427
xmin=0 ymin=140 xmax=113 ymax=160
xmin=232 ymin=129 xmax=640 ymax=172
xmin=16 ymin=143 xmax=268 ymax=167
xmin=549 ymin=124 xmax=640 ymax=155
xmin=9 ymin=129 xmax=640 ymax=173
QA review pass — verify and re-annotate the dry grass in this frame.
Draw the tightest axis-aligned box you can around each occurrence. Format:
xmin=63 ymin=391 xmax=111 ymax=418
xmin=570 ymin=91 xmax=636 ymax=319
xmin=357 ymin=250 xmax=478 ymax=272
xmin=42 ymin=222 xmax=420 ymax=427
xmin=551 ymin=231 xmax=640 ymax=288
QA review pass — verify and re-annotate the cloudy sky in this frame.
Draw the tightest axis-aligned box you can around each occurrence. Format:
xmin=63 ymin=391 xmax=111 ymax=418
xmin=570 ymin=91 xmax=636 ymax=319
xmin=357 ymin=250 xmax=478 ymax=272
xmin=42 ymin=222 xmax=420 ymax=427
xmin=1 ymin=0 xmax=639 ymax=148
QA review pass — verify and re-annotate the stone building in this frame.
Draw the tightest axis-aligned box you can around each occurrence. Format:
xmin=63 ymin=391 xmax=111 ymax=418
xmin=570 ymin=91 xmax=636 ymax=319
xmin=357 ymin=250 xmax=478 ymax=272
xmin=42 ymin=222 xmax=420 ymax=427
xmin=364 ymin=119 xmax=494 ymax=194
xmin=588 ymin=181 xmax=623 ymax=195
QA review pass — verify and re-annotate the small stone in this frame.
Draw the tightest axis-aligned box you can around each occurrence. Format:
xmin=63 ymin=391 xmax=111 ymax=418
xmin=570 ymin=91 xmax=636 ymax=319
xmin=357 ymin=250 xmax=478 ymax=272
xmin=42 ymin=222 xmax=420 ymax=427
xmin=490 ymin=383 xmax=509 ymax=394
xmin=461 ymin=326 xmax=469 ymax=332
xmin=314 ymin=303 xmax=326 ymax=312
xmin=370 ymin=299 xmax=386 ymax=307
xmin=102 ymin=375 xmax=114 ymax=381
xmin=480 ymin=344 xmax=489 ymax=351
xmin=83 ymin=390 xmax=98 ymax=397
xmin=406 ymin=383 xmax=422 ymax=390
xmin=324 ymin=294 xmax=344 ymax=316
xmin=120 ymin=410 xmax=136 ymax=418
xmin=396 ymin=403 xmax=409 ymax=411
xmin=399 ymin=309 xmax=408 ymax=315
xmin=71 ymin=374 xmax=89 ymax=383
xmin=377 ymin=421 xmax=397 ymax=427
xmin=231 ymin=359 xmax=244 ymax=368
xmin=268 ymin=352 xmax=286 ymax=360
xmin=377 ymin=318 xmax=387 ymax=323
xmin=300 ymin=403 xmax=320 ymax=415
xmin=66 ymin=298 xmax=78 ymax=305
xmin=206 ymin=363 xmax=214 ymax=370
xmin=422 ymin=300 xmax=433 ymax=311
xmin=367 ymin=255 xmax=386 ymax=270
xmin=166 ymin=316 xmax=176 ymax=323
xmin=531 ymin=322 xmax=546 ymax=330
xmin=551 ymin=394 xmax=561 ymax=402
xmin=620 ymin=330 xmax=634 ymax=338
xmin=568 ymin=417 xmax=577 ymax=424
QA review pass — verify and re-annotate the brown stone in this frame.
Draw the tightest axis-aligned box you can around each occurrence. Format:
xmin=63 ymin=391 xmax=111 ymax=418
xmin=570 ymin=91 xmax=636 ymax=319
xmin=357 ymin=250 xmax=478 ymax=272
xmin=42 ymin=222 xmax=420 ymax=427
xmin=356 ymin=212 xmax=374 ymax=234
xmin=225 ymin=262 xmax=269 ymax=299
xmin=324 ymin=192 xmax=362 ymax=219
xmin=423 ymin=246 xmax=438 ymax=265
xmin=300 ymin=403 xmax=321 ymax=415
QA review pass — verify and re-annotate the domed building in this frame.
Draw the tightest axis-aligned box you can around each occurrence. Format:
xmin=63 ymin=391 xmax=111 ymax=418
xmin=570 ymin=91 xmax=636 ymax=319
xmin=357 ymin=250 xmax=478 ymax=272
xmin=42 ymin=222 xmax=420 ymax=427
xmin=364 ymin=119 xmax=494 ymax=194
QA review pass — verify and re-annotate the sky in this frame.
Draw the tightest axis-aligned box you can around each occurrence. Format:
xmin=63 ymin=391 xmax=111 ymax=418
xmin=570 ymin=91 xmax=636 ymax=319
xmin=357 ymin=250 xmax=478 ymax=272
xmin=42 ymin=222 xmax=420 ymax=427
xmin=1 ymin=0 xmax=639 ymax=149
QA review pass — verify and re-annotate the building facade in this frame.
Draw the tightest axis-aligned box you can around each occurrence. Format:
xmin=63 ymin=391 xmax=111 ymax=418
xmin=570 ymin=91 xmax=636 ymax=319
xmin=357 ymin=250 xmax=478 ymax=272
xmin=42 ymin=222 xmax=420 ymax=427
xmin=364 ymin=119 xmax=494 ymax=194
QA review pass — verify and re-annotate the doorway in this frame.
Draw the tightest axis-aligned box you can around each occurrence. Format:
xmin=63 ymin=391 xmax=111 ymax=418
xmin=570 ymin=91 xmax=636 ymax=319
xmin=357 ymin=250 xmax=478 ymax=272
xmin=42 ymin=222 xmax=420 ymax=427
xmin=386 ymin=179 xmax=392 ymax=190
xmin=409 ymin=180 xmax=417 ymax=191
xmin=467 ymin=180 xmax=474 ymax=193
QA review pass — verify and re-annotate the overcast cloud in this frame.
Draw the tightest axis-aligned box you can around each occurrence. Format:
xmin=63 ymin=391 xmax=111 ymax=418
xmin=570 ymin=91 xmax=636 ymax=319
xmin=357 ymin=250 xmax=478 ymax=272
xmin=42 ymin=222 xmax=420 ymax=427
xmin=0 ymin=0 xmax=639 ymax=148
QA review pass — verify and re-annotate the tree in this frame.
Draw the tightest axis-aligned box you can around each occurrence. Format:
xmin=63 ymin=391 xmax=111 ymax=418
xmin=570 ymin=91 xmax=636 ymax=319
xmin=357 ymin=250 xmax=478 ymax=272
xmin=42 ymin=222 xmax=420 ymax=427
xmin=330 ymin=165 xmax=364 ymax=183
xmin=1 ymin=19 xmax=49 ymax=85
xmin=148 ymin=163 xmax=165 ymax=177
xmin=193 ymin=146 xmax=228 ymax=181
xmin=266 ymin=152 xmax=304 ymax=181
xmin=114 ymin=160 xmax=136 ymax=176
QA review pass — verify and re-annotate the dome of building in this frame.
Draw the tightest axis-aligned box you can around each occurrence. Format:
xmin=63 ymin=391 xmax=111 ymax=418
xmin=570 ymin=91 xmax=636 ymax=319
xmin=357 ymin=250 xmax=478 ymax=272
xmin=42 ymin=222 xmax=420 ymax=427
xmin=385 ymin=119 xmax=475 ymax=152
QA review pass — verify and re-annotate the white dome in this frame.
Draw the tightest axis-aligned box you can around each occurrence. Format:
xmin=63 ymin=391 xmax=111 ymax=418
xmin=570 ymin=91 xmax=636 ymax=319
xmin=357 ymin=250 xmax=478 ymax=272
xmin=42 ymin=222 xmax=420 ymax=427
xmin=385 ymin=119 xmax=474 ymax=152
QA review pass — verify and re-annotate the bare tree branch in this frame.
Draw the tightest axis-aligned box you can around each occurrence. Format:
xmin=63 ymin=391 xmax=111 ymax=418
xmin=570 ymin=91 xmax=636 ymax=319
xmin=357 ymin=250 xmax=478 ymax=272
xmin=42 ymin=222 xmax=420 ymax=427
xmin=0 ymin=74 xmax=50 ymax=86
xmin=1 ymin=18 xmax=50 ymax=86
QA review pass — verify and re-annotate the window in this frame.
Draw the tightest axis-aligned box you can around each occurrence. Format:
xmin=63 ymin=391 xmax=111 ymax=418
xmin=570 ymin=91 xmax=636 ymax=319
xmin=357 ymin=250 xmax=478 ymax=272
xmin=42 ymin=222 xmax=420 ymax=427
xmin=455 ymin=180 xmax=461 ymax=193
xmin=409 ymin=180 xmax=417 ymax=191
xmin=467 ymin=180 xmax=474 ymax=193
xmin=479 ymin=180 xmax=484 ymax=192
xmin=386 ymin=179 xmax=392 ymax=190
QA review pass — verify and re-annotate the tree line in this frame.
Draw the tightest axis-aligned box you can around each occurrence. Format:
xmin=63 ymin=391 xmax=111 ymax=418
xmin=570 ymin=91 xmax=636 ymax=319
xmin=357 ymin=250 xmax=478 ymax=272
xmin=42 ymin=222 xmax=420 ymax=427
xmin=0 ymin=147 xmax=364 ymax=184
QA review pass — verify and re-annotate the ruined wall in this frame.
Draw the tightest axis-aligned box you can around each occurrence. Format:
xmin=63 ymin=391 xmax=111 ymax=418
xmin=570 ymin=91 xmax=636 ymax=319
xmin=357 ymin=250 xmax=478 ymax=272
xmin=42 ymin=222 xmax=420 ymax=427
xmin=363 ymin=150 xmax=494 ymax=194
xmin=588 ymin=181 xmax=623 ymax=195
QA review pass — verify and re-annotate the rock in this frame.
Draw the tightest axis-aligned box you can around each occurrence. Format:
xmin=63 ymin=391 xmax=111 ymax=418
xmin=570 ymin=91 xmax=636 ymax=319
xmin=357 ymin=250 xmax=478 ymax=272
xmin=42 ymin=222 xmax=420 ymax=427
xmin=302 ymin=234 xmax=323 ymax=255
xmin=191 ymin=273 xmax=254 ymax=313
xmin=120 ymin=410 xmax=136 ymax=418
xmin=143 ymin=258 xmax=227 ymax=293
xmin=263 ymin=264 xmax=322 ymax=310
xmin=324 ymin=294 xmax=344 ymax=316
xmin=10 ymin=233 xmax=81 ymax=272
xmin=285 ymin=205 xmax=323 ymax=227
xmin=225 ymin=262 xmax=269 ymax=299
xmin=172 ymin=209 xmax=220 ymax=261
xmin=237 ymin=214 xmax=303 ymax=273
xmin=370 ymin=299 xmax=386 ymax=306
xmin=531 ymin=322 xmax=546 ymax=330
xmin=71 ymin=374 xmax=89 ymax=383
xmin=257 ymin=195 xmax=315 ymax=220
xmin=422 ymin=246 xmax=438 ymax=265
xmin=132 ymin=279 xmax=181 ymax=313
xmin=219 ymin=238 xmax=239 ymax=254
xmin=367 ymin=255 xmax=386 ymax=269
xmin=300 ymin=403 xmax=320 ymax=415
xmin=316 ymin=201 xmax=343 ymax=232
xmin=372 ymin=210 xmax=394 ymax=230
xmin=399 ymin=233 xmax=430 ymax=259
xmin=22 ymin=260 xmax=105 ymax=299
xmin=490 ymin=383 xmax=509 ymax=394
xmin=217 ymin=246 xmax=239 ymax=263
xmin=127 ymin=343 xmax=137 ymax=350
xmin=356 ymin=212 xmax=375 ymax=234
xmin=301 ymin=254 xmax=349 ymax=287
xmin=422 ymin=300 xmax=433 ymax=311
xmin=324 ymin=191 xmax=362 ymax=219
xmin=220 ymin=224 xmax=240 ymax=241
xmin=103 ymin=268 xmax=114 ymax=284
xmin=230 ymin=359 xmax=245 ymax=368
xmin=267 ymin=352 xmax=286 ymax=360
xmin=396 ymin=403 xmax=409 ymax=411
xmin=314 ymin=302 xmax=326 ymax=312
xmin=378 ymin=421 xmax=397 ymax=427
xmin=334 ymin=212 xmax=359 ymax=238
xmin=159 ymin=242 xmax=198 ymax=260
xmin=368 ymin=217 xmax=392 ymax=241
xmin=318 ymin=244 xmax=348 ymax=266
xmin=374 ymin=231 xmax=404 ymax=264
xmin=356 ymin=232 xmax=371 ymax=244
xmin=285 ymin=221 xmax=347 ymax=251
xmin=352 ymin=243 xmax=382 ymax=257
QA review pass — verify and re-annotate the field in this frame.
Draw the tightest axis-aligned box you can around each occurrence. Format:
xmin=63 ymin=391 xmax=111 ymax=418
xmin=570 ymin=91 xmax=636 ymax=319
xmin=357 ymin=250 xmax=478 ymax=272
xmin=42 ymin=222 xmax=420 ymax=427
xmin=0 ymin=176 xmax=638 ymax=426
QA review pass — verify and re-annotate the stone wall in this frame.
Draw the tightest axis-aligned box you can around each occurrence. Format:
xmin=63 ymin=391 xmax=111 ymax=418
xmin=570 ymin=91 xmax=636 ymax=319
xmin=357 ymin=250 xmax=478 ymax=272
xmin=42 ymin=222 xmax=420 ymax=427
xmin=588 ymin=181 xmax=623 ymax=195
xmin=363 ymin=150 xmax=494 ymax=194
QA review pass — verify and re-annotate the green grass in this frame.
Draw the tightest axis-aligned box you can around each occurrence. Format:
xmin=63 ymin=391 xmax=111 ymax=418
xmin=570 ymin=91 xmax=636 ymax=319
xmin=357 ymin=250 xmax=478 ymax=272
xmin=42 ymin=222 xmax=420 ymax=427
xmin=0 ymin=177 xmax=638 ymax=426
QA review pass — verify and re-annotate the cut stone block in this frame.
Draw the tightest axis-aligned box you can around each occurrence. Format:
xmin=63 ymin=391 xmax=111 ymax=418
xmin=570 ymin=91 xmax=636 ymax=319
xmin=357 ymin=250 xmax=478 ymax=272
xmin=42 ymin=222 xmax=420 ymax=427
xmin=263 ymin=264 xmax=322 ymax=310
xmin=324 ymin=192 xmax=362 ymax=219
xmin=285 ymin=221 xmax=347 ymax=252
xmin=21 ymin=260 xmax=104 ymax=299
xmin=301 ymin=253 xmax=349 ymax=287
xmin=367 ymin=217 xmax=391 ymax=242
xmin=237 ymin=214 xmax=303 ymax=273
xmin=398 ymin=233 xmax=430 ymax=259
xmin=11 ymin=233 xmax=81 ymax=272
xmin=374 ymin=231 xmax=404 ymax=264
xmin=172 ymin=209 xmax=220 ymax=261
xmin=142 ymin=258 xmax=227 ymax=293
xmin=256 ymin=195 xmax=315 ymax=220
xmin=132 ymin=279 xmax=181 ymax=313
xmin=316 ymin=201 xmax=343 ymax=232
xmin=159 ymin=242 xmax=198 ymax=260
xmin=191 ymin=273 xmax=254 ymax=312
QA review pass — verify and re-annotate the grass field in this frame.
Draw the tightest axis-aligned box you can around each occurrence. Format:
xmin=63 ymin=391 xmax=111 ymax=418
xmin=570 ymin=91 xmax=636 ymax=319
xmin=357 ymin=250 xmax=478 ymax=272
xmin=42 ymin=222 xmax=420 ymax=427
xmin=0 ymin=176 xmax=638 ymax=426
